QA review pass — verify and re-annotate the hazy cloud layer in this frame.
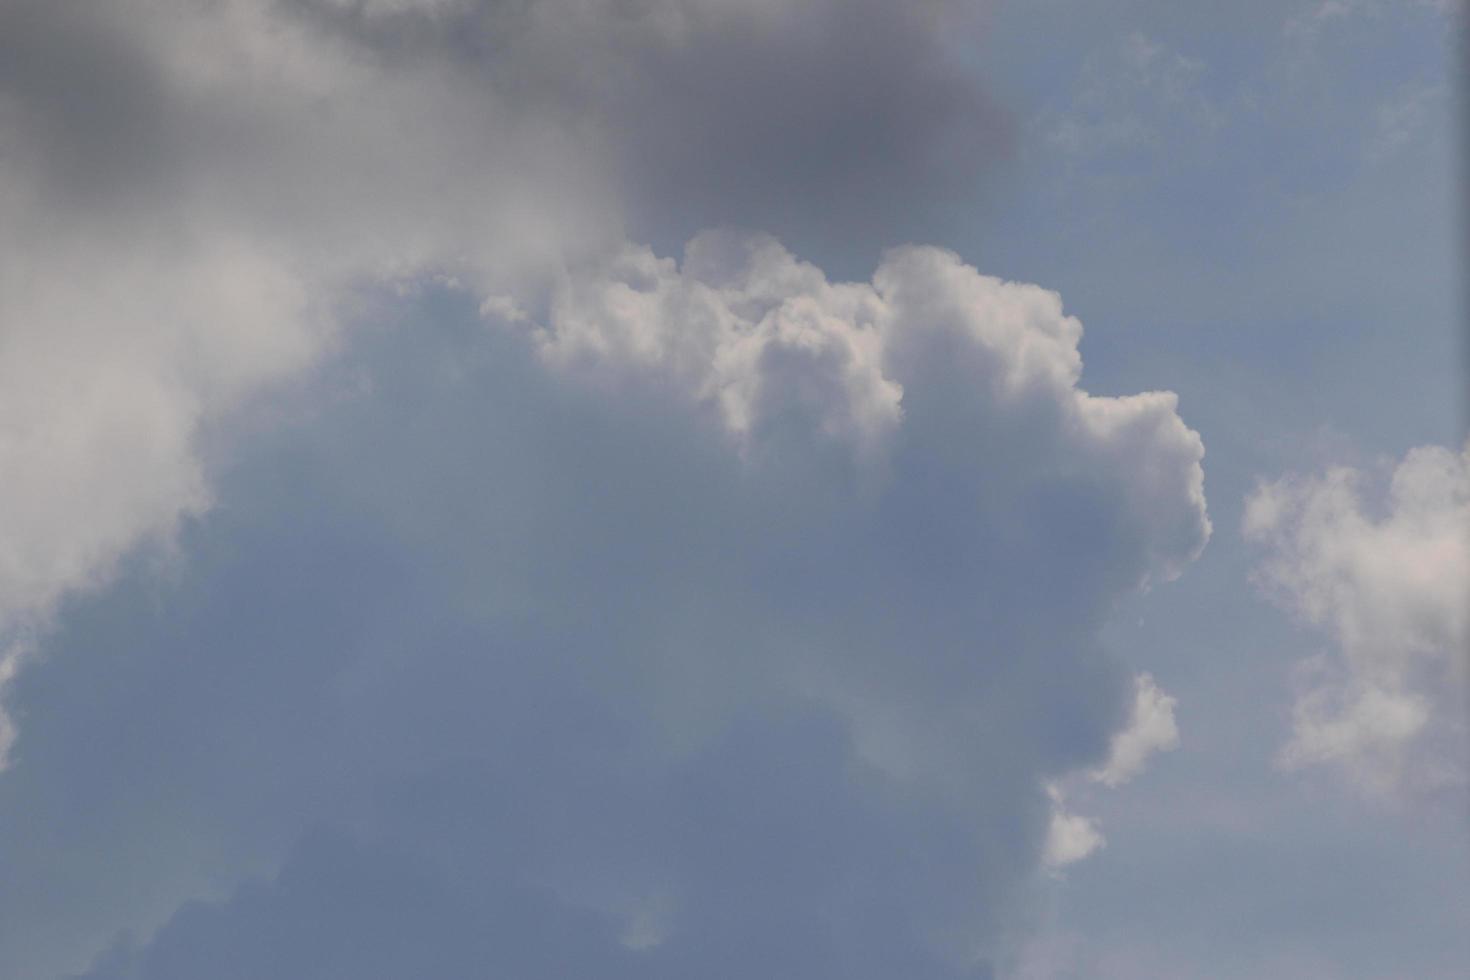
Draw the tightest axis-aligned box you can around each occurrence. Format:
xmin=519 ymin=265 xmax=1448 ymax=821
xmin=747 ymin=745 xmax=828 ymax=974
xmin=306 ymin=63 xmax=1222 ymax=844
xmin=1246 ymin=443 xmax=1469 ymax=795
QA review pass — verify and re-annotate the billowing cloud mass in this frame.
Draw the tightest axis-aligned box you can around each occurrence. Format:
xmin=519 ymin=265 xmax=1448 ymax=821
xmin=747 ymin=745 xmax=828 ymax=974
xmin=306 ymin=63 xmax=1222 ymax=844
xmin=1245 ymin=443 xmax=1469 ymax=795
xmin=0 ymin=232 xmax=1211 ymax=977
xmin=0 ymin=1 xmax=1210 ymax=978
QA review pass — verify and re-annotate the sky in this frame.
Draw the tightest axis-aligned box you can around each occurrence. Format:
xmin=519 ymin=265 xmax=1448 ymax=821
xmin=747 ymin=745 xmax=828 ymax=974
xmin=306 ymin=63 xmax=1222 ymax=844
xmin=0 ymin=1 xmax=1465 ymax=978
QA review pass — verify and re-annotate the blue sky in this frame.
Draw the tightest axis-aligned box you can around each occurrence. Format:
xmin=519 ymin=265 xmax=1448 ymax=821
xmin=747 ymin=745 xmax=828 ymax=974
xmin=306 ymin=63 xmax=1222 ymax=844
xmin=0 ymin=2 xmax=1464 ymax=978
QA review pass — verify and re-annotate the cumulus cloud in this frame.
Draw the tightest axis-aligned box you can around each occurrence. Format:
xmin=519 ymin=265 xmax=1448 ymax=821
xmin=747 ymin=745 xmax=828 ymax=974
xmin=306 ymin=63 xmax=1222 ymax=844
xmin=1245 ymin=442 xmax=1470 ymax=795
xmin=539 ymin=232 xmax=1210 ymax=556
xmin=0 ymin=1 xmax=1211 ymax=976
xmin=0 ymin=232 xmax=1210 ymax=978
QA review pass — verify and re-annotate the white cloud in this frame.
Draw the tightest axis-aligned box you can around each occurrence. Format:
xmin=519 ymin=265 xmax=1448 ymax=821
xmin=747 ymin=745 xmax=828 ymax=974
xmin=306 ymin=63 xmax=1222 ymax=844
xmin=1245 ymin=442 xmax=1469 ymax=795
xmin=537 ymin=233 xmax=1210 ymax=589
xmin=1091 ymin=672 xmax=1180 ymax=787
xmin=1033 ymin=671 xmax=1180 ymax=879
xmin=538 ymin=234 xmax=905 ymax=462
xmin=1043 ymin=784 xmax=1106 ymax=872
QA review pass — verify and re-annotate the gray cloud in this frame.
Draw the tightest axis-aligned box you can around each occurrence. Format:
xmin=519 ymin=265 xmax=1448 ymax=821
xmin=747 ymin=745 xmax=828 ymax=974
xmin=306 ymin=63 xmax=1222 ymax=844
xmin=279 ymin=0 xmax=1012 ymax=248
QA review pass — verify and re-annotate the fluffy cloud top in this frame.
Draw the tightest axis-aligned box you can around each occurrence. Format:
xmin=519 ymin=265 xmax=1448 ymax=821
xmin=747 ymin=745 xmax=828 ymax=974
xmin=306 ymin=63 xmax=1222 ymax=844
xmin=1245 ymin=442 xmax=1469 ymax=795
xmin=540 ymin=233 xmax=1209 ymax=567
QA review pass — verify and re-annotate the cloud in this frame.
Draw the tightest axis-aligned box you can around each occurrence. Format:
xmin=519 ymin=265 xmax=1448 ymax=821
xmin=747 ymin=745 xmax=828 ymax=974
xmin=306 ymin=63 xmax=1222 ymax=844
xmin=1042 ymin=785 xmax=1107 ymax=872
xmin=1091 ymin=672 xmax=1180 ymax=787
xmin=0 ymin=0 xmax=614 ymax=647
xmin=1039 ymin=670 xmax=1179 ymax=876
xmin=0 ymin=0 xmax=1013 ymax=760
xmin=0 ymin=2 xmax=1210 ymax=976
xmin=0 ymin=0 xmax=574 ymax=764
xmin=278 ymin=0 xmax=1010 ymax=248
xmin=1245 ymin=442 xmax=1469 ymax=795
xmin=0 ymin=232 xmax=1209 ymax=978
